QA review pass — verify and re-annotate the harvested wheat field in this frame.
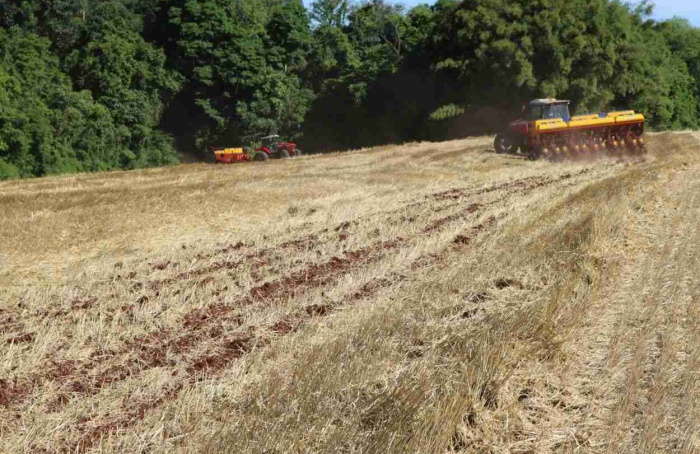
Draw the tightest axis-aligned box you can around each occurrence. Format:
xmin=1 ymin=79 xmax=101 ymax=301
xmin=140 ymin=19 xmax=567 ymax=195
xmin=2 ymin=133 xmax=700 ymax=453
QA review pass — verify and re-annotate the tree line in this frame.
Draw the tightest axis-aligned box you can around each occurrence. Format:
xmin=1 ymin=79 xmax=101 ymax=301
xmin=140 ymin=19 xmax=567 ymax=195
xmin=1 ymin=0 xmax=699 ymax=178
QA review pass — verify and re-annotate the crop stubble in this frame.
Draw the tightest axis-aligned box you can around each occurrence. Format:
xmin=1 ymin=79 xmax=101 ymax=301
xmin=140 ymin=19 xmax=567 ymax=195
xmin=3 ymin=135 xmax=683 ymax=453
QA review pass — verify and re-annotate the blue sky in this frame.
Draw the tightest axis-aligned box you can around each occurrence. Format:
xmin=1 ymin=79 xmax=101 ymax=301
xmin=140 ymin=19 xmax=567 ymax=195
xmin=651 ymin=0 xmax=700 ymax=26
xmin=304 ymin=0 xmax=700 ymax=27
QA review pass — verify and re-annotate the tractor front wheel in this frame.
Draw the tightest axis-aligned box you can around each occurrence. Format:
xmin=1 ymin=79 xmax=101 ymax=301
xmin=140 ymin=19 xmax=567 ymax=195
xmin=494 ymin=134 xmax=516 ymax=154
xmin=277 ymin=149 xmax=290 ymax=159
xmin=253 ymin=152 xmax=270 ymax=162
xmin=528 ymin=146 xmax=542 ymax=161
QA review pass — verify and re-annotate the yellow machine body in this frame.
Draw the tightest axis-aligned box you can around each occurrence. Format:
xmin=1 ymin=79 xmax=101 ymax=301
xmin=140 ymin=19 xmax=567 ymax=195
xmin=534 ymin=111 xmax=645 ymax=135
xmin=496 ymin=99 xmax=647 ymax=160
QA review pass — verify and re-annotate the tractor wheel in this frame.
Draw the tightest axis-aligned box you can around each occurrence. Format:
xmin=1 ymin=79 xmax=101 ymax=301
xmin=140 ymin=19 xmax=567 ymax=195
xmin=253 ymin=152 xmax=270 ymax=162
xmin=293 ymin=148 xmax=303 ymax=157
xmin=528 ymin=146 xmax=542 ymax=161
xmin=494 ymin=134 xmax=516 ymax=154
xmin=278 ymin=149 xmax=290 ymax=159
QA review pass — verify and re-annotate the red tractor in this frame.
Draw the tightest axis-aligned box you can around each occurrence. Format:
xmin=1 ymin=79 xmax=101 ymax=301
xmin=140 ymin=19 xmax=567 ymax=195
xmin=252 ymin=135 xmax=303 ymax=161
xmin=211 ymin=135 xmax=304 ymax=163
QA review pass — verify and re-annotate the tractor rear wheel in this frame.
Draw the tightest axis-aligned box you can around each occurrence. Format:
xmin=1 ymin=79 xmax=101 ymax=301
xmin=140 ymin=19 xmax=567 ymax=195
xmin=253 ymin=152 xmax=270 ymax=162
xmin=293 ymin=148 xmax=303 ymax=157
xmin=494 ymin=134 xmax=516 ymax=154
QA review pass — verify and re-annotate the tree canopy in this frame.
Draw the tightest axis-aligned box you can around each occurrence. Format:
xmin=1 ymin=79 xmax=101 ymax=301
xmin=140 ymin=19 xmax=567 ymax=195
xmin=1 ymin=0 xmax=700 ymax=178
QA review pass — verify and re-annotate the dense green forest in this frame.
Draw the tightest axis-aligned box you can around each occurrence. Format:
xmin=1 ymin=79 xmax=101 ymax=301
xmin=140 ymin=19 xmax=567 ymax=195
xmin=1 ymin=0 xmax=699 ymax=178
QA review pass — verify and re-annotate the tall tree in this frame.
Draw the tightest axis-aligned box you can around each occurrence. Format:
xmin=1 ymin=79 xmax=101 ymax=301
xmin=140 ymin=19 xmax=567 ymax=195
xmin=310 ymin=0 xmax=349 ymax=28
xmin=0 ymin=27 xmax=127 ymax=178
xmin=151 ymin=0 xmax=313 ymax=150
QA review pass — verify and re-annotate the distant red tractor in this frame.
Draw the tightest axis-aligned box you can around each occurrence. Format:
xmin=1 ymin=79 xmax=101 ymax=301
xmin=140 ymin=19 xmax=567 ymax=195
xmin=212 ymin=134 xmax=303 ymax=164
xmin=253 ymin=134 xmax=303 ymax=161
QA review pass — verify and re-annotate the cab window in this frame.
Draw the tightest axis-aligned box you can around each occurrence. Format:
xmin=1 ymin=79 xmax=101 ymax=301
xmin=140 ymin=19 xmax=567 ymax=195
xmin=546 ymin=104 xmax=570 ymax=120
xmin=529 ymin=104 xmax=569 ymax=120
xmin=528 ymin=105 xmax=544 ymax=121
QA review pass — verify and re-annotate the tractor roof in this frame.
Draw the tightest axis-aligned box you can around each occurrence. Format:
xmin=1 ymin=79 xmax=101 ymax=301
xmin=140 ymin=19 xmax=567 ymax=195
xmin=529 ymin=98 xmax=570 ymax=106
xmin=260 ymin=134 xmax=279 ymax=140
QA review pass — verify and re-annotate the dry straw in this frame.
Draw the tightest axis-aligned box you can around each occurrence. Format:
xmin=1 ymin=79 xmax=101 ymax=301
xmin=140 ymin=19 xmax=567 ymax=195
xmin=1 ymin=133 xmax=698 ymax=453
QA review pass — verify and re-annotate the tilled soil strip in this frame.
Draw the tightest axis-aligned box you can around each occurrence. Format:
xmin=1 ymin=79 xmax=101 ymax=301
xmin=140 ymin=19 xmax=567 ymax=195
xmin=0 ymin=238 xmax=406 ymax=416
xmin=1 ymin=171 xmax=583 ymax=342
xmin=5 ymin=209 xmax=464 ymax=415
xmin=4 ymin=236 xmax=320 ymax=327
xmin=2 ymin=182 xmax=473 ymax=338
xmin=24 ymin=160 xmax=608 ymax=451
xmin=52 ymin=217 xmax=500 ymax=454
xmin=139 ymin=174 xmax=558 ymax=294
xmin=37 ymin=241 xmax=403 ymax=453
xmin=1 ymin=171 xmax=584 ymax=414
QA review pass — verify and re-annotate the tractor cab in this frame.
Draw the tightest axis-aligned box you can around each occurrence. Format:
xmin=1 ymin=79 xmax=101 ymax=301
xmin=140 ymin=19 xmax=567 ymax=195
xmin=527 ymin=99 xmax=570 ymax=122
xmin=496 ymin=98 xmax=572 ymax=155
xmin=260 ymin=134 xmax=280 ymax=150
